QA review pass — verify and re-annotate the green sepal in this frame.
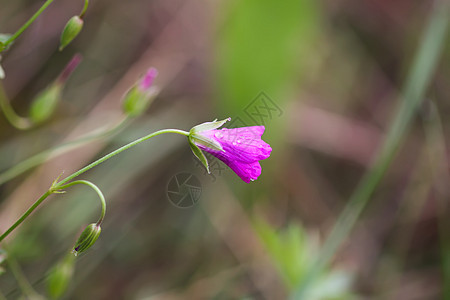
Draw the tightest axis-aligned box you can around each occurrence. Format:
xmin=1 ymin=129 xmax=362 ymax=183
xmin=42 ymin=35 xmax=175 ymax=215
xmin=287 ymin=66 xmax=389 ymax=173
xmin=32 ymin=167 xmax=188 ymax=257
xmin=72 ymin=223 xmax=101 ymax=256
xmin=189 ymin=132 xmax=223 ymax=151
xmin=59 ymin=16 xmax=83 ymax=51
xmin=190 ymin=117 xmax=231 ymax=133
xmin=189 ymin=137 xmax=210 ymax=173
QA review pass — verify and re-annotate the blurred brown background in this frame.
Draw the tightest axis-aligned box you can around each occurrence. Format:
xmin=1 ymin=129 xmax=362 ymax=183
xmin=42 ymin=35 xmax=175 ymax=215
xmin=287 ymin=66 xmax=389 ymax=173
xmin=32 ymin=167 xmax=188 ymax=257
xmin=0 ymin=0 xmax=449 ymax=299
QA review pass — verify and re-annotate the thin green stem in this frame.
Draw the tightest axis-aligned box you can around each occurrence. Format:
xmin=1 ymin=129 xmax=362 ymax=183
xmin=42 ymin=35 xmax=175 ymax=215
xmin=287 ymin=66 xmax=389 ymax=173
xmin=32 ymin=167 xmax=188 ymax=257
xmin=0 ymin=191 xmax=51 ymax=243
xmin=80 ymin=0 xmax=89 ymax=19
xmin=292 ymin=0 xmax=450 ymax=298
xmin=0 ymin=116 xmax=131 ymax=185
xmin=57 ymin=180 xmax=106 ymax=225
xmin=0 ymin=128 xmax=189 ymax=243
xmin=0 ymin=83 xmax=32 ymax=130
xmin=3 ymin=0 xmax=55 ymax=48
xmin=55 ymin=129 xmax=189 ymax=186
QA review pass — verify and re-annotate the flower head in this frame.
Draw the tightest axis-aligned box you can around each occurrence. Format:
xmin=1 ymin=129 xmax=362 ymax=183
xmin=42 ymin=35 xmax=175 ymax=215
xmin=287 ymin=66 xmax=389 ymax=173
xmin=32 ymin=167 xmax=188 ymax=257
xmin=189 ymin=118 xmax=272 ymax=183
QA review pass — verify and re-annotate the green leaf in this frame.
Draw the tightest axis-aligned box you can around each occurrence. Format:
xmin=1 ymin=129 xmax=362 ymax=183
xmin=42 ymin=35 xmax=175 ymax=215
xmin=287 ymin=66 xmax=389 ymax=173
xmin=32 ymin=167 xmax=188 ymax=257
xmin=189 ymin=137 xmax=210 ymax=173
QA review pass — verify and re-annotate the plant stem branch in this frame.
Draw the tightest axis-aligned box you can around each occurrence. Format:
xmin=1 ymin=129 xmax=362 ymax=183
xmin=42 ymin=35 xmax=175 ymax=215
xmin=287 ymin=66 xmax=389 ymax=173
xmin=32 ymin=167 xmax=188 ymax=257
xmin=0 ymin=83 xmax=32 ymax=130
xmin=0 ymin=128 xmax=189 ymax=243
xmin=57 ymin=180 xmax=106 ymax=225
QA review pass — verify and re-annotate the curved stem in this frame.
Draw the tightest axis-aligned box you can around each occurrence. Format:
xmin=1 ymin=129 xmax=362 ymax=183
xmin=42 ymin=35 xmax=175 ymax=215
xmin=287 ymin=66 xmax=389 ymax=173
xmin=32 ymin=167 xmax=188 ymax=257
xmin=57 ymin=180 xmax=106 ymax=225
xmin=0 ymin=128 xmax=189 ymax=243
xmin=55 ymin=129 xmax=189 ymax=186
xmin=3 ymin=0 xmax=55 ymax=48
xmin=79 ymin=0 xmax=89 ymax=19
xmin=0 ymin=116 xmax=131 ymax=185
xmin=0 ymin=83 xmax=32 ymax=130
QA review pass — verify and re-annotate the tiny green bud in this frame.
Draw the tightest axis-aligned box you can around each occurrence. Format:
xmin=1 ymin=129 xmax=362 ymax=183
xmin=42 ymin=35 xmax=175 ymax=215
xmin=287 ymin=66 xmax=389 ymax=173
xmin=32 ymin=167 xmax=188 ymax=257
xmin=122 ymin=68 xmax=159 ymax=116
xmin=29 ymin=83 xmax=62 ymax=124
xmin=59 ymin=16 xmax=83 ymax=51
xmin=72 ymin=223 xmax=101 ymax=256
xmin=47 ymin=253 xmax=75 ymax=299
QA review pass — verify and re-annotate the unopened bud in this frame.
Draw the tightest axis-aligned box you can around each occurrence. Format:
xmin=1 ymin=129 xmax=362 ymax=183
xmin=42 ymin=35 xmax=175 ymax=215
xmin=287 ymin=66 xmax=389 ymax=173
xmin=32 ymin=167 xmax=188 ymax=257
xmin=72 ymin=223 xmax=101 ymax=256
xmin=47 ymin=253 xmax=75 ymax=299
xmin=29 ymin=83 xmax=62 ymax=124
xmin=59 ymin=16 xmax=83 ymax=51
xmin=122 ymin=68 xmax=159 ymax=116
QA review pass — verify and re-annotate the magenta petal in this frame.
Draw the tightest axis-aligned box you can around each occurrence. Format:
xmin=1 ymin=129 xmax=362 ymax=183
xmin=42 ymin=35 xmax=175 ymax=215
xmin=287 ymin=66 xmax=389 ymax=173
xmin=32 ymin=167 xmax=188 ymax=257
xmin=196 ymin=125 xmax=272 ymax=183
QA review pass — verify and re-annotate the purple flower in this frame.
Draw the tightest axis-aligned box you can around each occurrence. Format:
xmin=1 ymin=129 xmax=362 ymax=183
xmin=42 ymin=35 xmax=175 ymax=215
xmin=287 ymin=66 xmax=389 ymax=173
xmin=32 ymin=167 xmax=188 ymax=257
xmin=189 ymin=118 xmax=272 ymax=183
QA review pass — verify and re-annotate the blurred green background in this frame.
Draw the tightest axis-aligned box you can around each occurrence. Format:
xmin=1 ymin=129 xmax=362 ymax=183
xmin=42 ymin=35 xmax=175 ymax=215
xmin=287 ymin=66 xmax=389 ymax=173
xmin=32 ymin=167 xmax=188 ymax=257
xmin=0 ymin=0 xmax=449 ymax=299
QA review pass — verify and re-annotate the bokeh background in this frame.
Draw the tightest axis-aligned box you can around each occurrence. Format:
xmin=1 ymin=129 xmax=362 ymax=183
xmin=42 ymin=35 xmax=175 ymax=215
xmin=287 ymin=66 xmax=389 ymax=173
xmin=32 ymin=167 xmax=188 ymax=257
xmin=0 ymin=0 xmax=449 ymax=299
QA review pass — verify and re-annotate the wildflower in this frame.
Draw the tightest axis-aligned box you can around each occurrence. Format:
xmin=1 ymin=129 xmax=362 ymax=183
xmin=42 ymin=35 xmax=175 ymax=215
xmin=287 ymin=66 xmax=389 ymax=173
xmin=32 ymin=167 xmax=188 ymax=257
xmin=189 ymin=118 xmax=272 ymax=183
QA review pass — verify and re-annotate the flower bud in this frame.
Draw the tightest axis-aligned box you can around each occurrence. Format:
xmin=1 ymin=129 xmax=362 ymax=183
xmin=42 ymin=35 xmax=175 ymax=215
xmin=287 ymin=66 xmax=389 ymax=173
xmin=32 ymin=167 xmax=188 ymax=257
xmin=59 ymin=16 xmax=83 ymax=51
xmin=29 ymin=83 xmax=62 ymax=124
xmin=122 ymin=68 xmax=159 ymax=116
xmin=72 ymin=223 xmax=101 ymax=256
xmin=47 ymin=253 xmax=75 ymax=299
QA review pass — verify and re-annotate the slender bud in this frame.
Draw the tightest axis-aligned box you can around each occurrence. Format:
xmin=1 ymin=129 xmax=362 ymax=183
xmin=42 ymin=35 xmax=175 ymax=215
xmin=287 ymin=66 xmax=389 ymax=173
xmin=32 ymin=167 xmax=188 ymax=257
xmin=122 ymin=68 xmax=159 ymax=116
xmin=29 ymin=55 xmax=81 ymax=124
xmin=59 ymin=16 xmax=83 ymax=51
xmin=47 ymin=253 xmax=75 ymax=299
xmin=29 ymin=84 xmax=62 ymax=124
xmin=72 ymin=223 xmax=101 ymax=256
